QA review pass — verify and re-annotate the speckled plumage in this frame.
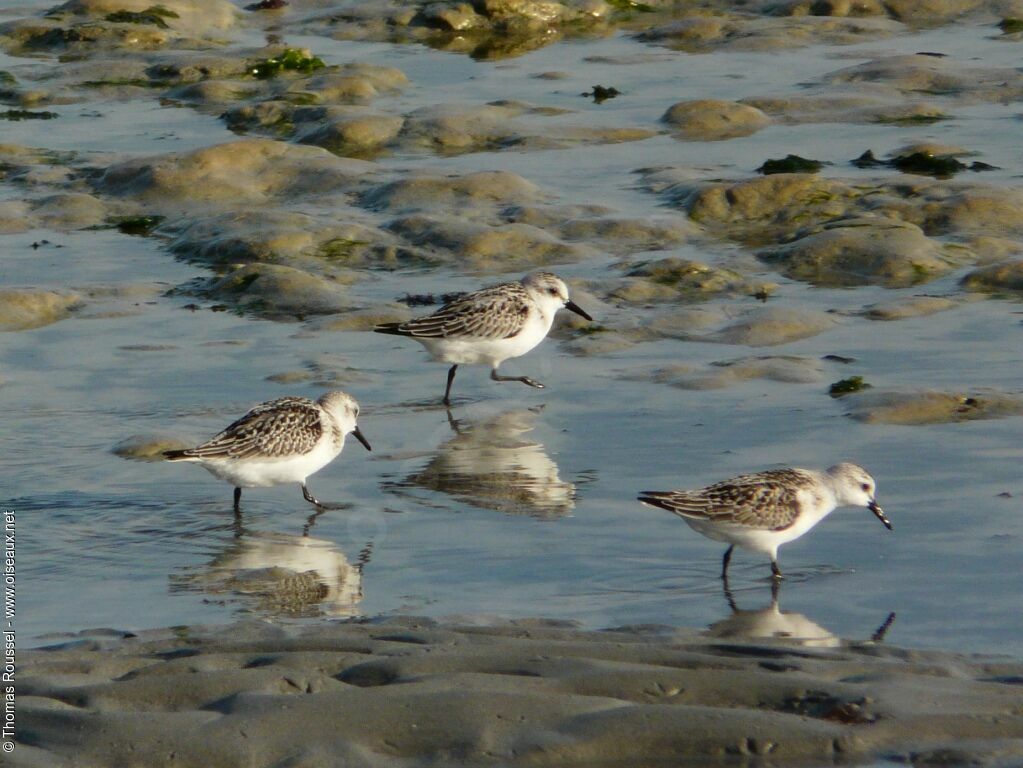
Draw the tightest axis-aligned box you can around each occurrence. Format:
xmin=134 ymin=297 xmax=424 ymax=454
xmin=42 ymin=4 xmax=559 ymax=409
xmin=381 ymin=282 xmax=533 ymax=341
xmin=639 ymin=463 xmax=891 ymax=580
xmin=637 ymin=469 xmax=818 ymax=531
xmin=164 ymin=391 xmax=370 ymax=509
xmin=374 ymin=271 xmax=592 ymax=405
xmin=175 ymin=396 xmax=328 ymax=461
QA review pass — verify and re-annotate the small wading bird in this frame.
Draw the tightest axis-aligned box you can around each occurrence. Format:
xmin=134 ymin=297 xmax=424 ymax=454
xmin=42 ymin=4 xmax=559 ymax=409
xmin=638 ymin=463 xmax=892 ymax=580
xmin=163 ymin=391 xmax=371 ymax=510
xmin=374 ymin=272 xmax=592 ymax=406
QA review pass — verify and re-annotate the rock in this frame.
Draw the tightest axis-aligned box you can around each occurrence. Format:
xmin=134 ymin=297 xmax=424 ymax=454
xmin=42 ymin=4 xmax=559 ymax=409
xmin=613 ymin=258 xmax=771 ymax=302
xmin=662 ymin=99 xmax=771 ymax=140
xmin=362 ymin=171 xmax=543 ymax=214
xmin=0 ymin=289 xmax=81 ymax=331
xmin=759 ymin=218 xmax=959 ymax=287
xmin=167 ymin=211 xmax=377 ymax=266
xmin=98 ymin=139 xmax=375 ymax=207
xmin=743 ymin=93 xmax=947 ymax=126
xmin=113 ymin=434 xmax=190 ymax=461
xmin=53 ymin=0 xmax=240 ymax=33
xmin=288 ymin=64 xmax=409 ymax=103
xmin=200 ymin=264 xmax=354 ymax=317
xmin=32 ymin=192 xmax=106 ymax=229
xmin=386 ymin=215 xmax=592 ymax=270
xmin=677 ymin=173 xmax=851 ymax=244
xmin=844 ymin=389 xmax=1023 ymax=424
xmin=296 ymin=111 xmax=405 ymax=155
xmin=701 ymin=306 xmax=837 ymax=346
xmin=961 ymin=260 xmax=1023 ymax=292
xmin=644 ymin=356 xmax=824 ymax=389
xmin=555 ymin=216 xmax=691 ymax=252
xmin=928 ymin=188 xmax=1023 ymax=237
xmin=826 ymin=54 xmax=1023 ymax=102
xmin=861 ymin=296 xmax=960 ymax=320
xmin=0 ymin=200 xmax=32 ymax=233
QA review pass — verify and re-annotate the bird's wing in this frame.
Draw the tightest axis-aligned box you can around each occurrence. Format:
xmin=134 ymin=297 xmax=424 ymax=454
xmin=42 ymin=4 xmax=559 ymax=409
xmin=640 ymin=469 xmax=811 ymax=531
xmin=182 ymin=397 xmax=323 ymax=459
xmin=395 ymin=284 xmax=530 ymax=340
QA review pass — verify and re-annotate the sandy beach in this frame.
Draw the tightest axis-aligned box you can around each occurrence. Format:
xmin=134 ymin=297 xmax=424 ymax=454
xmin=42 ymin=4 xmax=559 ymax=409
xmin=14 ymin=615 xmax=1023 ymax=767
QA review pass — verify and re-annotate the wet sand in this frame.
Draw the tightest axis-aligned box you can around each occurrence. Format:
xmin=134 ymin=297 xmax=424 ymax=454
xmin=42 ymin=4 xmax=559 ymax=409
xmin=14 ymin=615 xmax=1023 ymax=767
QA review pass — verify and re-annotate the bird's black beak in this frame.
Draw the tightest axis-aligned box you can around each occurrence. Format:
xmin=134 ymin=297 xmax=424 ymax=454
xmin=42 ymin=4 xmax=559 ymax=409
xmin=352 ymin=426 xmax=372 ymax=451
xmin=868 ymin=499 xmax=892 ymax=531
xmin=564 ymin=299 xmax=593 ymax=321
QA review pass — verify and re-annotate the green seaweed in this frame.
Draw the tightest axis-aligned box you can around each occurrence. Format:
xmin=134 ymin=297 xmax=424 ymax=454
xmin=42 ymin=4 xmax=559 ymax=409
xmin=999 ymin=17 xmax=1023 ymax=33
xmin=0 ymin=71 xmax=14 ymax=86
xmin=829 ymin=375 xmax=871 ymax=398
xmin=0 ymin=109 xmax=58 ymax=120
xmin=757 ymin=155 xmax=824 ymax=175
xmin=605 ymin=0 xmax=656 ymax=11
xmin=105 ymin=5 xmax=179 ymax=29
xmin=249 ymin=48 xmax=326 ymax=79
xmin=114 ymin=215 xmax=165 ymax=236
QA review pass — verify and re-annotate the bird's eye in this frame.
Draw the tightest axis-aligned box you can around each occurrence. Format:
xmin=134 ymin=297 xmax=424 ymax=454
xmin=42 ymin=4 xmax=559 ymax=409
xmin=861 ymin=482 xmax=870 ymax=492
xmin=548 ymin=286 xmax=559 ymax=296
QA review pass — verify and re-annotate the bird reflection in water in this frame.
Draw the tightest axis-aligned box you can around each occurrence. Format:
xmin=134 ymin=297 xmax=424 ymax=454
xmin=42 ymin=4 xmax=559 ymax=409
xmin=170 ymin=510 xmax=371 ymax=619
xmin=705 ymin=578 xmax=896 ymax=647
xmin=385 ymin=408 xmax=577 ymax=518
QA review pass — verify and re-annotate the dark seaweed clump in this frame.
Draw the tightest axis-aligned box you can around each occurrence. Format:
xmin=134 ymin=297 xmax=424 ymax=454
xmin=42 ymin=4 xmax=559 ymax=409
xmin=757 ymin=155 xmax=824 ymax=175
xmin=853 ymin=150 xmax=998 ymax=178
xmin=106 ymin=6 xmax=179 ymax=29
xmin=0 ymin=109 xmax=58 ymax=120
xmin=829 ymin=376 xmax=871 ymax=397
xmin=999 ymin=18 xmax=1023 ymax=33
xmin=582 ymin=85 xmax=621 ymax=104
xmin=247 ymin=0 xmax=289 ymax=9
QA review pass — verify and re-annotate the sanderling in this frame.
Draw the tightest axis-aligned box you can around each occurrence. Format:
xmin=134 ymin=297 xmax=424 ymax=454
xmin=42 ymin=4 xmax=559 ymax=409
xmin=638 ymin=463 xmax=892 ymax=580
xmin=163 ymin=391 xmax=371 ymax=510
xmin=374 ymin=271 xmax=592 ymax=405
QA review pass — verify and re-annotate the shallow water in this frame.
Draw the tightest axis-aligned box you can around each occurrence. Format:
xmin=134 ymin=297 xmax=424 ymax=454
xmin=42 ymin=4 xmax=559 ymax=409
xmin=3 ymin=3 xmax=1022 ymax=663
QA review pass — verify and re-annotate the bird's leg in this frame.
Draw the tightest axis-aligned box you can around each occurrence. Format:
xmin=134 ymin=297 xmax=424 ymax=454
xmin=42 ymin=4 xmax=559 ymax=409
xmin=443 ymin=365 xmax=458 ymax=406
xmin=301 ymin=484 xmax=349 ymax=511
xmin=302 ymin=484 xmax=320 ymax=506
xmin=870 ymin=612 xmax=897 ymax=643
xmin=233 ymin=487 xmax=242 ymax=512
xmin=490 ymin=368 xmax=544 ymax=389
xmin=721 ymin=545 xmax=734 ymax=580
xmin=770 ymin=560 xmax=784 ymax=581
xmin=721 ymin=573 xmax=738 ymax=613
xmin=770 ymin=576 xmax=780 ymax=604
xmin=302 ymin=508 xmax=325 ymax=536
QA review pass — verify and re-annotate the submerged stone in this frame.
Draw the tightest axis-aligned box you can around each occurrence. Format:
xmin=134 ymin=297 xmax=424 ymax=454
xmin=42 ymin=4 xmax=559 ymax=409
xmin=961 ymin=260 xmax=1023 ymax=293
xmin=760 ymin=218 xmax=958 ymax=287
xmin=861 ymin=296 xmax=959 ymax=320
xmin=644 ymin=356 xmax=824 ymax=390
xmin=844 ymin=389 xmax=1023 ymax=425
xmin=662 ymin=99 xmax=771 ymax=141
xmin=699 ymin=306 xmax=837 ymax=347
xmin=200 ymin=263 xmax=354 ymax=318
xmin=98 ymin=139 xmax=375 ymax=207
xmin=0 ymin=289 xmax=81 ymax=331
